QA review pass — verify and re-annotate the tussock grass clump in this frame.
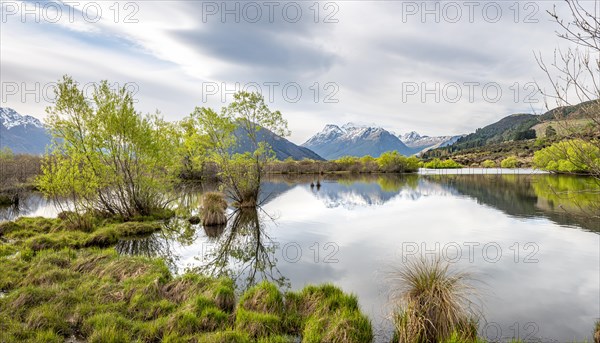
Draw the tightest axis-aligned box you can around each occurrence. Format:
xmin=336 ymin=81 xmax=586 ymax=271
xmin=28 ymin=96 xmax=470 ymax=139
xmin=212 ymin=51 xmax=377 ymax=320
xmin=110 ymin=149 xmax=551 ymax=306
xmin=389 ymin=257 xmax=480 ymax=343
xmin=0 ymin=236 xmax=373 ymax=342
xmin=285 ymin=284 xmax=373 ymax=343
xmin=594 ymin=320 xmax=600 ymax=343
xmin=235 ymin=282 xmax=285 ymax=337
xmin=202 ymin=192 xmax=228 ymax=226
xmin=238 ymin=281 xmax=284 ymax=314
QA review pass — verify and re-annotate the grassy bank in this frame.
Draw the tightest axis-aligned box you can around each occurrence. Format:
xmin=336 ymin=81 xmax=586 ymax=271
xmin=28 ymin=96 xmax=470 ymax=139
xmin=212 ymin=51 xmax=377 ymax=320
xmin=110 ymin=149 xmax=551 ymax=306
xmin=0 ymin=214 xmax=373 ymax=342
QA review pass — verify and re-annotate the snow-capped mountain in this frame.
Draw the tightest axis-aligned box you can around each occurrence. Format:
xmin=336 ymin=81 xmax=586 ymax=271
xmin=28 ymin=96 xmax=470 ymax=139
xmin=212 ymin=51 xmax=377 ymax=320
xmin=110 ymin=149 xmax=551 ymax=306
xmin=399 ymin=131 xmax=463 ymax=155
xmin=0 ymin=107 xmax=44 ymax=130
xmin=400 ymin=131 xmax=422 ymax=143
xmin=302 ymin=123 xmax=412 ymax=159
xmin=0 ymin=107 xmax=51 ymax=155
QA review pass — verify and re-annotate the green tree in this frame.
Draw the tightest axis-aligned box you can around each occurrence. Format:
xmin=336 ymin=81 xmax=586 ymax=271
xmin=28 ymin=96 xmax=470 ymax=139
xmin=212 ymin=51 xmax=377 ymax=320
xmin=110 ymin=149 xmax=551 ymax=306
xmin=536 ymin=0 xmax=600 ymax=180
xmin=500 ymin=156 xmax=519 ymax=169
xmin=186 ymin=92 xmax=289 ymax=208
xmin=481 ymin=160 xmax=496 ymax=168
xmin=0 ymin=147 xmax=14 ymax=159
xmin=545 ymin=125 xmax=557 ymax=138
xmin=377 ymin=151 xmax=420 ymax=173
xmin=37 ymin=76 xmax=178 ymax=220
xmin=424 ymin=158 xmax=462 ymax=169
xmin=533 ymin=139 xmax=600 ymax=174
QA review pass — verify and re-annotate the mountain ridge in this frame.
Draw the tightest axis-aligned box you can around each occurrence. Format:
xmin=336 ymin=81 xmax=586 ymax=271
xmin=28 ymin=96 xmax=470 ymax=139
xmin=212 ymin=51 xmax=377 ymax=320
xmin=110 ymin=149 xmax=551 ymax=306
xmin=302 ymin=123 xmax=413 ymax=159
xmin=0 ymin=107 xmax=51 ymax=155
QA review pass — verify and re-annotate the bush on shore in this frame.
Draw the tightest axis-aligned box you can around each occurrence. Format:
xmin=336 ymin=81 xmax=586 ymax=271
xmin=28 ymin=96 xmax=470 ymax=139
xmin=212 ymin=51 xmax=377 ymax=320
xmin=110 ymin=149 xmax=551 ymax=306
xmin=423 ymin=158 xmax=462 ymax=169
xmin=266 ymin=153 xmax=420 ymax=175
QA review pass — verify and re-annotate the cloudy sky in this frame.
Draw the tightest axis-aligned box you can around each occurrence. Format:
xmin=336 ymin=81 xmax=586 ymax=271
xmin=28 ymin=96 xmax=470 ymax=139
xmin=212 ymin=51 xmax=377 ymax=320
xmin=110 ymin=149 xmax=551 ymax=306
xmin=0 ymin=0 xmax=589 ymax=143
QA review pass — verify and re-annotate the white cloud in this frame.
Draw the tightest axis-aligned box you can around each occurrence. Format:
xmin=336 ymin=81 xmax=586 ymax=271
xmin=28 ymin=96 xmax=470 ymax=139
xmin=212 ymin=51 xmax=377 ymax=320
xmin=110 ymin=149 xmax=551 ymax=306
xmin=0 ymin=0 xmax=587 ymax=143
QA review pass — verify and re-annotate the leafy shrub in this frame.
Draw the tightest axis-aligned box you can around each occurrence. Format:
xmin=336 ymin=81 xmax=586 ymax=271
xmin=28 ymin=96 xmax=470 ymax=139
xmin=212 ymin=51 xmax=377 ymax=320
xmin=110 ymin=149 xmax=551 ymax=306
xmin=533 ymin=139 xmax=600 ymax=173
xmin=500 ymin=156 xmax=519 ymax=168
xmin=423 ymin=158 xmax=462 ymax=169
xmin=481 ymin=160 xmax=496 ymax=168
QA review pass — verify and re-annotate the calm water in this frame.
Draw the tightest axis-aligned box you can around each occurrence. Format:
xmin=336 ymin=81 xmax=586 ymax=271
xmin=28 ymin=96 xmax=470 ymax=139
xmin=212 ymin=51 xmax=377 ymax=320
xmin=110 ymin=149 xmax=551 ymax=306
xmin=2 ymin=171 xmax=599 ymax=342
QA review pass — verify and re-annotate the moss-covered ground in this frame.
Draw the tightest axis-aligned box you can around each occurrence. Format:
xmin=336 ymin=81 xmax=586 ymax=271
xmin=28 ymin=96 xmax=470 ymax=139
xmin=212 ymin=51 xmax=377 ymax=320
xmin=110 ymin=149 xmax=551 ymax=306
xmin=0 ymin=214 xmax=373 ymax=343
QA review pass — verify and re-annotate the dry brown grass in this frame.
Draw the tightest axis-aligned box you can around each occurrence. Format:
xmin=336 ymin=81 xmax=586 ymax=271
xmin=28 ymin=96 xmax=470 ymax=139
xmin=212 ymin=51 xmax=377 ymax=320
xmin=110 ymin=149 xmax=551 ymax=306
xmin=202 ymin=192 xmax=228 ymax=226
xmin=389 ymin=257 xmax=480 ymax=343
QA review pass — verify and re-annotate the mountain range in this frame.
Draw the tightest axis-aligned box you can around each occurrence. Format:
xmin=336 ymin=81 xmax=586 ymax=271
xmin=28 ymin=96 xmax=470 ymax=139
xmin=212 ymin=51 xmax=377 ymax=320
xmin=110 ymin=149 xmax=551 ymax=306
xmin=301 ymin=123 xmax=413 ymax=159
xmin=0 ymin=107 xmax=322 ymax=160
xmin=399 ymin=131 xmax=463 ymax=154
xmin=0 ymin=108 xmax=51 ymax=155
xmin=301 ymin=123 xmax=461 ymax=159
xmin=4 ymin=103 xmax=592 ymax=161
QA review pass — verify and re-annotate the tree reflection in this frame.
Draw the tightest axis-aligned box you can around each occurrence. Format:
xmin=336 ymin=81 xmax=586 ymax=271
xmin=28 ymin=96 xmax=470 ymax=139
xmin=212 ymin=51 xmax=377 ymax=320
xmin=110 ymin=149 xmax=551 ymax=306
xmin=425 ymin=174 xmax=600 ymax=232
xmin=195 ymin=207 xmax=289 ymax=291
xmin=115 ymin=218 xmax=199 ymax=272
xmin=0 ymin=192 xmax=47 ymax=221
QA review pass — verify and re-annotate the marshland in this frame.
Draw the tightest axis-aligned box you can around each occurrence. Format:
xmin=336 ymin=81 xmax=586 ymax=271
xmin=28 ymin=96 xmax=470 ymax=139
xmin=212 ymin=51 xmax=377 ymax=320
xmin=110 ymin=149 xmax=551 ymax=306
xmin=2 ymin=0 xmax=600 ymax=340
xmin=1 ymin=169 xmax=599 ymax=342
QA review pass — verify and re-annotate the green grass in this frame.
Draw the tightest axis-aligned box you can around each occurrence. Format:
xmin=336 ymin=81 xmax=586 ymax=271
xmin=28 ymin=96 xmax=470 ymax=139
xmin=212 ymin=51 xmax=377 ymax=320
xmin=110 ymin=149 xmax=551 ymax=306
xmin=0 ymin=216 xmax=163 ymax=252
xmin=0 ymin=226 xmax=374 ymax=343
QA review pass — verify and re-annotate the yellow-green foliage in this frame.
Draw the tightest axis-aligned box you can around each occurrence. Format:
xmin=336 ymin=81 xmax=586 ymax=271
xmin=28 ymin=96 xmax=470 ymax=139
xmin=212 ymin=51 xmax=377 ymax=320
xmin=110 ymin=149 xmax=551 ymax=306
xmin=500 ymin=156 xmax=519 ymax=168
xmin=481 ymin=160 xmax=497 ymax=168
xmin=423 ymin=158 xmax=462 ymax=169
xmin=37 ymin=76 xmax=179 ymax=219
xmin=533 ymin=139 xmax=600 ymax=173
xmin=377 ymin=152 xmax=420 ymax=173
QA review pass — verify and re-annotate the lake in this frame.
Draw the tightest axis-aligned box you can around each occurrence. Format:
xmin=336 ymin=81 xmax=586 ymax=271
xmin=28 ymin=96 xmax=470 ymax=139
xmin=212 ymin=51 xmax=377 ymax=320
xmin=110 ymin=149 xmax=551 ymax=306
xmin=2 ymin=171 xmax=599 ymax=342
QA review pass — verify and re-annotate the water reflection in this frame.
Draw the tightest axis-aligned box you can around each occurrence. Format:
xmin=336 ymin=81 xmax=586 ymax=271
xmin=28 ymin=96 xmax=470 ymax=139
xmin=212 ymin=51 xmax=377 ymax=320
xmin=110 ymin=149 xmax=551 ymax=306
xmin=0 ymin=192 xmax=61 ymax=221
xmin=193 ymin=208 xmax=289 ymax=291
xmin=3 ymin=172 xmax=598 ymax=341
xmin=423 ymin=174 xmax=600 ymax=232
xmin=115 ymin=218 xmax=198 ymax=271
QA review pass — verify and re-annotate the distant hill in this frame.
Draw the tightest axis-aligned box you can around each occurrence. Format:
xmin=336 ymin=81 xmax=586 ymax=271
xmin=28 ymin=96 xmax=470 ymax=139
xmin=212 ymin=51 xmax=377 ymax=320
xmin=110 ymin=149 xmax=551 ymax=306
xmin=435 ymin=113 xmax=540 ymax=152
xmin=539 ymin=100 xmax=599 ymax=121
xmin=302 ymin=123 xmax=413 ymax=159
xmin=0 ymin=108 xmax=51 ymax=155
xmin=422 ymin=101 xmax=600 ymax=164
xmin=233 ymin=125 xmax=324 ymax=161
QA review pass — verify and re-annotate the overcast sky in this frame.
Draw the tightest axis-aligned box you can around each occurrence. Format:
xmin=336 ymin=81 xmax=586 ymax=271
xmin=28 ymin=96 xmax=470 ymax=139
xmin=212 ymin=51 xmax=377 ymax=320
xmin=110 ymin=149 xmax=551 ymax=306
xmin=0 ymin=0 xmax=590 ymax=143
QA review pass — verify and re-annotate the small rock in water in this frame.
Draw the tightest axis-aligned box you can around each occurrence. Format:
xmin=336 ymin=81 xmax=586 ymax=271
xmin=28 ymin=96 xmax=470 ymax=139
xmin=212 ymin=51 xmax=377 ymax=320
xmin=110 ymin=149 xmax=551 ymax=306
xmin=188 ymin=216 xmax=201 ymax=225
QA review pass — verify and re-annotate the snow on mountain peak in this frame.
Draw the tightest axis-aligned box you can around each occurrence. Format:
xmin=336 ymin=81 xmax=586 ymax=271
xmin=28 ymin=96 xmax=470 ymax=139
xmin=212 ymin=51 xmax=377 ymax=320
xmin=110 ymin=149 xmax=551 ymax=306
xmin=0 ymin=107 xmax=44 ymax=130
xmin=400 ymin=131 xmax=422 ymax=143
xmin=341 ymin=122 xmax=380 ymax=131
